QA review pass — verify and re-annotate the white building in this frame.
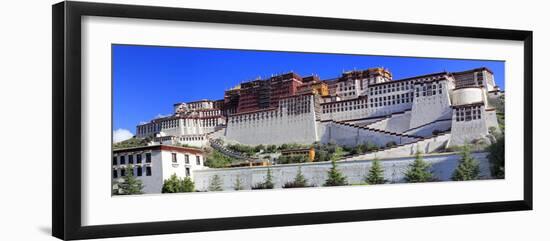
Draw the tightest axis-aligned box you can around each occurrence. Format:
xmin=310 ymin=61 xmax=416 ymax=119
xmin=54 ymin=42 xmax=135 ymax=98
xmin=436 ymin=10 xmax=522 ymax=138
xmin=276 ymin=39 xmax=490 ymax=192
xmin=112 ymin=145 xmax=206 ymax=194
xmin=134 ymin=67 xmax=503 ymax=154
xmin=229 ymin=68 xmax=501 ymax=148
xmin=136 ymin=99 xmax=226 ymax=147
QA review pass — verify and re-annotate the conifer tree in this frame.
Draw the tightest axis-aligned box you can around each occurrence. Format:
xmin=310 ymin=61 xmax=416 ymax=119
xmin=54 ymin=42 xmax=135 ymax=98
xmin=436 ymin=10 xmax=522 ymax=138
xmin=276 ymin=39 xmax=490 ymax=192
xmin=208 ymin=174 xmax=224 ymax=191
xmin=365 ymin=157 xmax=386 ymax=184
xmin=293 ymin=166 xmax=308 ymax=187
xmin=233 ymin=175 xmax=244 ymax=190
xmin=283 ymin=166 xmax=309 ymax=188
xmin=404 ymin=151 xmax=433 ymax=183
xmin=452 ymin=145 xmax=480 ymax=181
xmin=263 ymin=168 xmax=274 ymax=189
xmin=117 ymin=165 xmax=144 ymax=195
xmin=324 ymin=160 xmax=348 ymax=186
xmin=252 ymin=168 xmax=275 ymax=189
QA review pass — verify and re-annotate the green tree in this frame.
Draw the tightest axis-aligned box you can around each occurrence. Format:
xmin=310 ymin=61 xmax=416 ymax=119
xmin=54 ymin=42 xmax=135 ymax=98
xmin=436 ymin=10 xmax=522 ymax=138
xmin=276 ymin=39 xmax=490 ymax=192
xmin=404 ymin=151 xmax=433 ymax=183
xmin=162 ymin=174 xmax=195 ymax=193
xmin=162 ymin=174 xmax=184 ymax=193
xmin=331 ymin=146 xmax=345 ymax=161
xmin=452 ymin=145 xmax=480 ymax=181
xmin=204 ymin=150 xmax=235 ymax=168
xmin=365 ymin=158 xmax=386 ymax=184
xmin=266 ymin=145 xmax=278 ymax=153
xmin=263 ymin=168 xmax=274 ymax=189
xmin=116 ymin=165 xmax=144 ymax=195
xmin=324 ymin=160 xmax=348 ymax=186
xmin=208 ymin=174 xmax=224 ymax=191
xmin=233 ymin=175 xmax=244 ymax=190
xmin=283 ymin=166 xmax=309 ymax=188
xmin=254 ymin=144 xmax=265 ymax=153
xmin=113 ymin=137 xmax=148 ymax=149
xmin=488 ymin=136 xmax=505 ymax=178
xmin=182 ymin=176 xmax=195 ymax=192
xmin=252 ymin=168 xmax=275 ymax=189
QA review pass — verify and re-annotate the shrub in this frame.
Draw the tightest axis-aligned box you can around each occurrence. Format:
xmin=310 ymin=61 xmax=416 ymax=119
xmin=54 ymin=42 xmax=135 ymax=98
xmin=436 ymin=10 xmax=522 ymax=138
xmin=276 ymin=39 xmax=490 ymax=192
xmin=254 ymin=144 xmax=265 ymax=153
xmin=162 ymin=174 xmax=194 ymax=193
xmin=278 ymin=155 xmax=307 ymax=164
xmin=182 ymin=176 xmax=195 ymax=192
xmin=265 ymin=145 xmax=278 ymax=153
xmin=385 ymin=141 xmax=397 ymax=148
xmin=113 ymin=137 xmax=147 ymax=149
xmin=487 ymin=136 xmax=505 ymax=178
xmin=205 ymin=150 xmax=235 ymax=168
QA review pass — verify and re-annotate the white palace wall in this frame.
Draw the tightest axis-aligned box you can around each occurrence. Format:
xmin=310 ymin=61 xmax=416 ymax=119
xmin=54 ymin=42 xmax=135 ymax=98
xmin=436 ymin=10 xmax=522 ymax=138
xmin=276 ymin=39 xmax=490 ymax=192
xmin=318 ymin=121 xmax=417 ymax=147
xmin=403 ymin=119 xmax=452 ymax=137
xmin=344 ymin=133 xmax=451 ymax=160
xmin=225 ymin=111 xmax=319 ymax=145
xmin=449 ymin=106 xmax=491 ymax=146
xmin=409 ymin=80 xmax=453 ymax=129
xmin=225 ymin=95 xmax=319 ymax=145
xmin=193 ymin=152 xmax=491 ymax=191
xmin=366 ymin=110 xmax=412 ymax=133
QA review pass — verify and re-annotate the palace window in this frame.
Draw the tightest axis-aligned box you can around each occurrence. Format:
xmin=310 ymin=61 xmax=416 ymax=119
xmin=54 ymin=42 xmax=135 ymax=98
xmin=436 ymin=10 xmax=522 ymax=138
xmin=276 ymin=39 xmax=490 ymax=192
xmin=137 ymin=154 xmax=142 ymax=164
xmin=145 ymin=153 xmax=151 ymax=163
xmin=172 ymin=153 xmax=177 ymax=163
xmin=120 ymin=168 xmax=126 ymax=177
xmin=113 ymin=156 xmax=117 ymax=165
xmin=465 ymin=108 xmax=472 ymax=121
xmin=120 ymin=156 xmax=126 ymax=165
xmin=185 ymin=154 xmax=190 ymax=164
xmin=146 ymin=166 xmax=152 ymax=176
xmin=128 ymin=155 xmax=133 ymax=164
xmin=196 ymin=156 xmax=201 ymax=165
xmin=136 ymin=166 xmax=142 ymax=176
xmin=185 ymin=168 xmax=191 ymax=177
xmin=112 ymin=169 xmax=118 ymax=178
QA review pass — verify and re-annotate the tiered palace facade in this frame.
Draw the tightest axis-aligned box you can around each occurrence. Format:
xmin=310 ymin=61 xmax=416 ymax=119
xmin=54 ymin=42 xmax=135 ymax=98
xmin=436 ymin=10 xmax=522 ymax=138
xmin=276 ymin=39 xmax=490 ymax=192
xmin=136 ymin=67 xmax=502 ymax=154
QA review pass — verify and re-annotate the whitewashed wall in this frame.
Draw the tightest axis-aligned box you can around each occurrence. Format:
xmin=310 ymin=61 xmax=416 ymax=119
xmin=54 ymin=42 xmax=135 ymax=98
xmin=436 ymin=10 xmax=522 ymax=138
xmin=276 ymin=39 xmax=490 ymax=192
xmin=403 ymin=119 xmax=452 ymax=137
xmin=409 ymin=81 xmax=453 ymax=129
xmin=193 ymin=152 xmax=492 ymax=191
xmin=345 ymin=133 xmax=451 ymax=160
xmin=225 ymin=111 xmax=319 ymax=145
xmin=319 ymin=121 xmax=418 ymax=147
xmin=449 ymin=109 xmax=490 ymax=146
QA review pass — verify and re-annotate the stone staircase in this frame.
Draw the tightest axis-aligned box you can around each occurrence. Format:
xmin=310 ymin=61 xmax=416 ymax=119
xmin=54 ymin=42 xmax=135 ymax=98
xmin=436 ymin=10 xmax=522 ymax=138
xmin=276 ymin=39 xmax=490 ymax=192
xmin=339 ymin=132 xmax=451 ymax=161
xmin=331 ymin=120 xmax=422 ymax=140
xmin=206 ymin=126 xmax=250 ymax=160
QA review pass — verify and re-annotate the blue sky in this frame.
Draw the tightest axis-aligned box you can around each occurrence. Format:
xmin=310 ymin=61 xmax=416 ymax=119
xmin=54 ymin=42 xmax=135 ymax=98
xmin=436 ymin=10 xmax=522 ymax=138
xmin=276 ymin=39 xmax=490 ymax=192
xmin=113 ymin=44 xmax=504 ymax=135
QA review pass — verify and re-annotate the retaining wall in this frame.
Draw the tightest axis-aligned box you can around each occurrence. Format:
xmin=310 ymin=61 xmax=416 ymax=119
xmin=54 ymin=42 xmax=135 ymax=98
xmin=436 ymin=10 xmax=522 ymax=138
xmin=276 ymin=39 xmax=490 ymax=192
xmin=193 ymin=152 xmax=491 ymax=191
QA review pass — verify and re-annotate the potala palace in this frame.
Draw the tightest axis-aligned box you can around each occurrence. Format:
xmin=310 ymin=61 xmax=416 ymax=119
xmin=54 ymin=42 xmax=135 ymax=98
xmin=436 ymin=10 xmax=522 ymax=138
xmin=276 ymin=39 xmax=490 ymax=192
xmin=136 ymin=67 xmax=502 ymax=151
xmin=113 ymin=67 xmax=504 ymax=193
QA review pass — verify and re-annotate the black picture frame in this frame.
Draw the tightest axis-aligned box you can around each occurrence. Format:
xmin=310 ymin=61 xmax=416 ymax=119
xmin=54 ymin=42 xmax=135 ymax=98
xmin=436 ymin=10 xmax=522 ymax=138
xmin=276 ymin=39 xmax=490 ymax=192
xmin=52 ymin=1 xmax=533 ymax=240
